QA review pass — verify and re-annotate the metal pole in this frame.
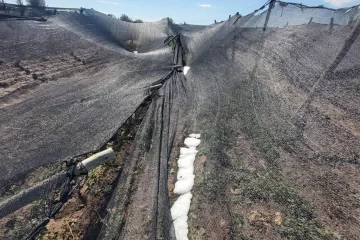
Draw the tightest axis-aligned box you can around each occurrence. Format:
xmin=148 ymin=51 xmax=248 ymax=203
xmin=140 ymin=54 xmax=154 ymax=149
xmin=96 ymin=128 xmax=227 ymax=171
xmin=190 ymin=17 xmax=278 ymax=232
xmin=263 ymin=0 xmax=276 ymax=31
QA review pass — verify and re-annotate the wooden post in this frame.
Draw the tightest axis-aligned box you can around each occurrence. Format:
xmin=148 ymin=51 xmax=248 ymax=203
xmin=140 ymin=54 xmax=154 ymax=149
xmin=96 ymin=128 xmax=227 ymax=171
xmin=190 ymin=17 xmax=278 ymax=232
xmin=330 ymin=17 xmax=334 ymax=33
xmin=308 ymin=17 xmax=313 ymax=25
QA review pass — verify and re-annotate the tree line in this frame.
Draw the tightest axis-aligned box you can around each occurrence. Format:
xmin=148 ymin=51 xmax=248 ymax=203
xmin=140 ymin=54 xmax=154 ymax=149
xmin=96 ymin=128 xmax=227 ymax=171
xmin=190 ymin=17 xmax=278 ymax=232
xmin=118 ymin=14 xmax=174 ymax=24
xmin=0 ymin=0 xmax=46 ymax=7
xmin=2 ymin=0 xmax=176 ymax=24
xmin=15 ymin=0 xmax=46 ymax=7
xmin=119 ymin=14 xmax=143 ymax=23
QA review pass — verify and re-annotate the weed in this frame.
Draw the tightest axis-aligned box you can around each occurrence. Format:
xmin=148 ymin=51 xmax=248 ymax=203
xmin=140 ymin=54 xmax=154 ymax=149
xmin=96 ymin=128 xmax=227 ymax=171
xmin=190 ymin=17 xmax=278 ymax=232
xmin=198 ymin=178 xmax=223 ymax=201
xmin=232 ymin=234 xmax=253 ymax=240
xmin=86 ymin=165 xmax=107 ymax=189
xmin=281 ymin=218 xmax=337 ymax=240
xmin=238 ymin=172 xmax=337 ymax=239
xmin=125 ymin=40 xmax=141 ymax=52
xmin=40 ymin=57 xmax=49 ymax=62
xmin=231 ymin=212 xmax=245 ymax=228
xmin=106 ymin=141 xmax=114 ymax=149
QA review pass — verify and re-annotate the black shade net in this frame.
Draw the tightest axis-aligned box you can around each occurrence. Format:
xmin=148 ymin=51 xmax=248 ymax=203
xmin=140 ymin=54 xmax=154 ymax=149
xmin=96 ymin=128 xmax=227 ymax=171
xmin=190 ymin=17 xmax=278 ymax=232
xmin=0 ymin=1 xmax=359 ymax=239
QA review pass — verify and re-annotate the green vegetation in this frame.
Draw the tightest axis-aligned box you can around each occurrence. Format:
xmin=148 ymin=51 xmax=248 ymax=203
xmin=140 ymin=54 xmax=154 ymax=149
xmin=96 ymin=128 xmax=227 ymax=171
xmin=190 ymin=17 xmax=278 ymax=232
xmin=119 ymin=14 xmax=144 ymax=23
xmin=233 ymin=172 xmax=337 ymax=239
xmin=120 ymin=13 xmax=132 ymax=22
xmin=189 ymin=69 xmax=339 ymax=239
xmin=281 ymin=218 xmax=336 ymax=240
xmin=16 ymin=0 xmax=26 ymax=15
xmin=40 ymin=57 xmax=49 ymax=62
xmin=26 ymin=0 xmax=45 ymax=7
xmin=85 ymin=164 xmax=106 ymax=189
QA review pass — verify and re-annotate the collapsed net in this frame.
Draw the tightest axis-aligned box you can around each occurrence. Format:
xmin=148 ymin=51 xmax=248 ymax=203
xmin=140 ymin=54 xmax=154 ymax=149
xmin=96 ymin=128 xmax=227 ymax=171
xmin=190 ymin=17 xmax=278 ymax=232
xmin=0 ymin=1 xmax=359 ymax=239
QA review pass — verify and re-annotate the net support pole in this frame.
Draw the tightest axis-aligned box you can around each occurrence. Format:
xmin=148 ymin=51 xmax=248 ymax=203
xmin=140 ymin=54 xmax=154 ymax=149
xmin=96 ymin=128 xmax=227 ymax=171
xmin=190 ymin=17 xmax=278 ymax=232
xmin=0 ymin=148 xmax=115 ymax=218
xmin=330 ymin=17 xmax=334 ymax=33
xmin=263 ymin=0 xmax=276 ymax=31
xmin=308 ymin=17 xmax=313 ymax=24
xmin=294 ymin=17 xmax=360 ymax=119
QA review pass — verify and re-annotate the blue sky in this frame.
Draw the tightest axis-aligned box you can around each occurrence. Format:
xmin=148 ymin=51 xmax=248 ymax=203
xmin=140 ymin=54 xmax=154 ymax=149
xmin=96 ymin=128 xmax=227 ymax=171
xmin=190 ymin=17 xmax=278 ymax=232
xmin=7 ymin=0 xmax=360 ymax=24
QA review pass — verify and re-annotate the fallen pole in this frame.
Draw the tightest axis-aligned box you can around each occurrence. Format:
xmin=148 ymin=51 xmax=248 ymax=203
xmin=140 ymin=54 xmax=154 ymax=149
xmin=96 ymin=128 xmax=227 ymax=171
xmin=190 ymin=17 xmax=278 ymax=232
xmin=149 ymin=84 xmax=163 ymax=90
xmin=0 ymin=148 xmax=115 ymax=219
xmin=76 ymin=148 xmax=115 ymax=174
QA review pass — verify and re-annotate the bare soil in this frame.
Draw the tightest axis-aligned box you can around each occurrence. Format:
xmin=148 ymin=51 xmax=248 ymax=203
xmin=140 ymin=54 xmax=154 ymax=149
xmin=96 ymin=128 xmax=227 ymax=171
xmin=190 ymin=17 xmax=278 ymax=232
xmin=0 ymin=104 xmax=147 ymax=240
xmin=40 ymin=142 xmax=130 ymax=240
xmin=0 ymin=47 xmax=110 ymax=108
xmin=187 ymin=129 xmax=359 ymax=240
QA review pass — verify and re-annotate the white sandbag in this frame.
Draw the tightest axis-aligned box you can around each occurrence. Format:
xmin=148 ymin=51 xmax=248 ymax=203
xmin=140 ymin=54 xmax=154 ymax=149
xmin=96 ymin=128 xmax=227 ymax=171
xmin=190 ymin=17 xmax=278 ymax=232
xmin=177 ymin=166 xmax=194 ymax=177
xmin=178 ymin=154 xmax=196 ymax=168
xmin=180 ymin=147 xmax=198 ymax=156
xmin=171 ymin=133 xmax=201 ymax=240
xmin=174 ymin=216 xmax=189 ymax=240
xmin=171 ymin=192 xmax=192 ymax=220
xmin=174 ymin=175 xmax=195 ymax=194
xmin=177 ymin=173 xmax=195 ymax=181
xmin=189 ymin=134 xmax=201 ymax=139
xmin=184 ymin=138 xmax=201 ymax=149
xmin=183 ymin=66 xmax=190 ymax=76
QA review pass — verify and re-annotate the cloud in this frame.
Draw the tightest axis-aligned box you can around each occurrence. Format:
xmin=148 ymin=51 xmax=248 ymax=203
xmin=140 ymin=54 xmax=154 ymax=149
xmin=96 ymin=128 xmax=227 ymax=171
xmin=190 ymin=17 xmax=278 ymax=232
xmin=324 ymin=0 xmax=355 ymax=7
xmin=98 ymin=0 xmax=120 ymax=5
xmin=197 ymin=3 xmax=212 ymax=8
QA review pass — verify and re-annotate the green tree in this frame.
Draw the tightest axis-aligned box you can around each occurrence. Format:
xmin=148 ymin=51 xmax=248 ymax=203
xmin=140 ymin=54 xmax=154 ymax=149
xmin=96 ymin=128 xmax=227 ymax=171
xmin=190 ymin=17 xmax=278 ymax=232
xmin=1 ymin=0 xmax=6 ymax=14
xmin=16 ymin=0 xmax=26 ymax=16
xmin=120 ymin=14 xmax=132 ymax=22
xmin=168 ymin=18 xmax=174 ymax=24
xmin=26 ymin=0 xmax=45 ymax=7
xmin=133 ymin=19 xmax=143 ymax=23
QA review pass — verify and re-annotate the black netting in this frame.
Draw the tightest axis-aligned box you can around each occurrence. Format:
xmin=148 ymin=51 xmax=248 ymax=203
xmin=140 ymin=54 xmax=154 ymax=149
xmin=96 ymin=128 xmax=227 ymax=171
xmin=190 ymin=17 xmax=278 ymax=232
xmin=1 ymin=1 xmax=359 ymax=239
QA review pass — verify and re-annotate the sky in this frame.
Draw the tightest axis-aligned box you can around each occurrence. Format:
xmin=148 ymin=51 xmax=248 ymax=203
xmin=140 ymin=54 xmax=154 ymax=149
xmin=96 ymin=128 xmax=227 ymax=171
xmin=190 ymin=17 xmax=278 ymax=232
xmin=6 ymin=0 xmax=360 ymax=24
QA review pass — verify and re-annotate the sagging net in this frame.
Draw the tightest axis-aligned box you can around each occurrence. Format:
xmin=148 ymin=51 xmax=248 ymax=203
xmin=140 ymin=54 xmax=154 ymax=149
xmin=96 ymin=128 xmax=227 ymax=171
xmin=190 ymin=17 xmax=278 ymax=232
xmin=0 ymin=1 xmax=359 ymax=239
